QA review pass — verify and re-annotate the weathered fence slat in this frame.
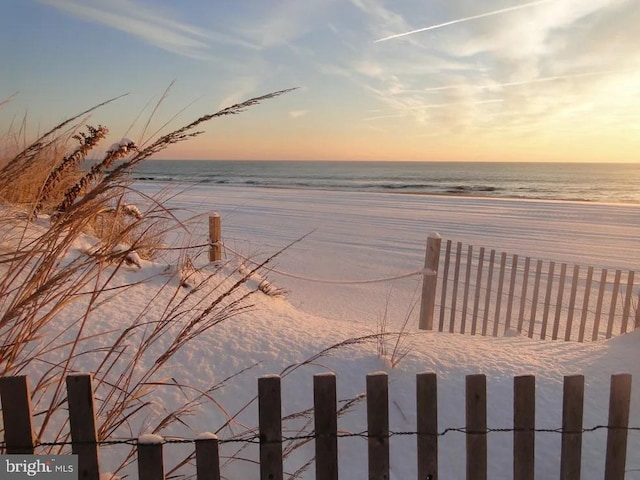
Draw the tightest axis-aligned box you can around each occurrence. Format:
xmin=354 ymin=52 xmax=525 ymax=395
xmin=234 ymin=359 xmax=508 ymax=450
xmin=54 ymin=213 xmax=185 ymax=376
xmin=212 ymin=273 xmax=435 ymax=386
xmin=314 ymin=373 xmax=338 ymax=480
xmin=565 ymin=265 xmax=581 ymax=341
xmin=528 ymin=260 xmax=543 ymax=338
xmin=466 ymin=374 xmax=487 ymax=480
xmin=195 ymin=434 xmax=221 ymax=480
xmin=137 ymin=436 xmax=164 ymax=480
xmin=419 ymin=234 xmax=441 ymax=330
xmin=461 ymin=245 xmax=473 ymax=334
xmin=620 ymin=271 xmax=635 ymax=334
xmin=417 ymin=373 xmax=438 ymax=480
xmin=514 ymin=375 xmax=535 ymax=480
xmin=367 ymin=372 xmax=390 ymax=480
xmin=208 ymin=213 xmax=222 ymax=262
xmin=259 ymin=375 xmax=283 ymax=480
xmin=482 ymin=249 xmax=496 ymax=336
xmin=0 ymin=375 xmax=35 ymax=454
xmin=66 ymin=374 xmax=100 ymax=480
xmin=578 ymin=266 xmax=594 ymax=342
xmin=518 ymin=257 xmax=531 ymax=333
xmin=604 ymin=373 xmax=632 ymax=480
xmin=449 ymin=242 xmax=463 ymax=333
xmin=553 ymin=263 xmax=568 ymax=340
xmin=560 ymin=375 xmax=584 ymax=480
xmin=504 ymin=254 xmax=519 ymax=333
xmin=607 ymin=270 xmax=622 ymax=338
xmin=541 ymin=261 xmax=556 ymax=339
xmin=493 ymin=252 xmax=507 ymax=337
xmin=592 ymin=268 xmax=608 ymax=341
xmin=438 ymin=240 xmax=452 ymax=332
xmin=472 ymin=247 xmax=485 ymax=335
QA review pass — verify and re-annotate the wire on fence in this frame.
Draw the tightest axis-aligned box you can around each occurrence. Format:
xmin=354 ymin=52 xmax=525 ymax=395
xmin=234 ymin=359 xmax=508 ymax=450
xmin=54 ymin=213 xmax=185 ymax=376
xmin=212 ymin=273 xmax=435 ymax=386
xmin=223 ymin=243 xmax=434 ymax=285
xmin=8 ymin=425 xmax=639 ymax=450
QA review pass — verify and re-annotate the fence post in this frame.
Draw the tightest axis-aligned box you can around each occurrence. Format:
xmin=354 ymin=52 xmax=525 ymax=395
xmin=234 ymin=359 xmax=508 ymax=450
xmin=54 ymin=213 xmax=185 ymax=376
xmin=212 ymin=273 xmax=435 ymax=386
xmin=560 ymin=375 xmax=584 ymax=480
xmin=137 ymin=434 xmax=164 ymax=480
xmin=513 ymin=375 xmax=535 ymax=480
xmin=419 ymin=233 xmax=441 ymax=330
xmin=417 ymin=372 xmax=438 ymax=480
xmin=466 ymin=374 xmax=487 ymax=480
xmin=604 ymin=373 xmax=632 ymax=480
xmin=258 ymin=375 xmax=283 ymax=480
xmin=367 ymin=372 xmax=389 ymax=480
xmin=66 ymin=374 xmax=100 ymax=480
xmin=0 ymin=376 xmax=35 ymax=454
xmin=195 ymin=433 xmax=221 ymax=480
xmin=209 ymin=213 xmax=222 ymax=262
xmin=314 ymin=373 xmax=338 ymax=480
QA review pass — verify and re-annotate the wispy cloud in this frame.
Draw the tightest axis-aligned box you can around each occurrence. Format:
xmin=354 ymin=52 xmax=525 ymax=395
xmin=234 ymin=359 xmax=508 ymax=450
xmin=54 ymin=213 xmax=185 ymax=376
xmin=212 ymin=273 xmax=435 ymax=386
xmin=217 ymin=79 xmax=260 ymax=110
xmin=289 ymin=110 xmax=309 ymax=119
xmin=39 ymin=0 xmax=254 ymax=59
xmin=417 ymin=70 xmax=630 ymax=93
xmin=374 ymin=0 xmax=553 ymax=42
xmin=364 ymin=99 xmax=504 ymax=120
xmin=233 ymin=2 xmax=338 ymax=50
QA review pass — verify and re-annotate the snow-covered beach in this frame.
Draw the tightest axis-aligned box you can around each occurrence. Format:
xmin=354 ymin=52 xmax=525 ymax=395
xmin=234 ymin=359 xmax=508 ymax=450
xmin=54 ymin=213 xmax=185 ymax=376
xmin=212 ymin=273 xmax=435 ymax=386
xmin=131 ymin=184 xmax=640 ymax=478
xmin=4 ymin=184 xmax=640 ymax=479
xmin=148 ymin=183 xmax=640 ymax=328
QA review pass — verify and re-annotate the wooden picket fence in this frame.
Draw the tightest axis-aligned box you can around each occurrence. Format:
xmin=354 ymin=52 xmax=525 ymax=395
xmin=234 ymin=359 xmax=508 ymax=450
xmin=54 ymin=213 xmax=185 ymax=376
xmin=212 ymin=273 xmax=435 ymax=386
xmin=419 ymin=235 xmax=640 ymax=341
xmin=0 ymin=372 xmax=634 ymax=480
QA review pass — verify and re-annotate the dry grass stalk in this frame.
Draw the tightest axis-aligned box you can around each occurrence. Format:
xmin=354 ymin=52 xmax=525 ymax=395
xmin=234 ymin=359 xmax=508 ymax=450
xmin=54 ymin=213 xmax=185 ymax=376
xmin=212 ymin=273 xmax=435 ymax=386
xmin=1 ymin=87 xmax=303 ymax=478
xmin=33 ymin=125 xmax=108 ymax=217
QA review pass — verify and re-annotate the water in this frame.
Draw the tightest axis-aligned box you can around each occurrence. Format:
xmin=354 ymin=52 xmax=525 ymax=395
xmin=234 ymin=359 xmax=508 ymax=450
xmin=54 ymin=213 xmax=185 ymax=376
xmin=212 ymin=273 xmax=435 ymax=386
xmin=131 ymin=161 xmax=640 ymax=204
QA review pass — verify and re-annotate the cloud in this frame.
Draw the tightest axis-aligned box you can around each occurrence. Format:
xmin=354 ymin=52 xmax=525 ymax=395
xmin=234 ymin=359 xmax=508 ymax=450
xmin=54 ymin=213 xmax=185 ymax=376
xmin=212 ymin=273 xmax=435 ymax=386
xmin=337 ymin=0 xmax=640 ymax=141
xmin=232 ymin=1 xmax=339 ymax=50
xmin=289 ymin=110 xmax=309 ymax=119
xmin=39 ymin=0 xmax=255 ymax=59
xmin=217 ymin=79 xmax=260 ymax=110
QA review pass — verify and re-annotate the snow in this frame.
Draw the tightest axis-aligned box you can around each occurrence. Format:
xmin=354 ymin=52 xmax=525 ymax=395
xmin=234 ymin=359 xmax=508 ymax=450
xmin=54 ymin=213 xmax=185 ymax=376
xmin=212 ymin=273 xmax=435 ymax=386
xmin=106 ymin=138 xmax=135 ymax=154
xmin=137 ymin=434 xmax=163 ymax=445
xmin=3 ymin=185 xmax=640 ymax=479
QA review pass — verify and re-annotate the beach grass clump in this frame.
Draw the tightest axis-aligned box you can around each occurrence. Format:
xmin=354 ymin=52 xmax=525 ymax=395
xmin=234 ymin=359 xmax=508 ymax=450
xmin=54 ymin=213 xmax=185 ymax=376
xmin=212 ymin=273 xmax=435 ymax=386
xmin=0 ymin=89 xmax=301 ymax=476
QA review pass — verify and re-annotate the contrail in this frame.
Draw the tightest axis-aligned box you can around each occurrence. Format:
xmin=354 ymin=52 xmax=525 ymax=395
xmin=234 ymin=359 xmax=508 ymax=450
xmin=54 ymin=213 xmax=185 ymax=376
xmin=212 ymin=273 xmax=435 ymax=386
xmin=374 ymin=0 xmax=553 ymax=43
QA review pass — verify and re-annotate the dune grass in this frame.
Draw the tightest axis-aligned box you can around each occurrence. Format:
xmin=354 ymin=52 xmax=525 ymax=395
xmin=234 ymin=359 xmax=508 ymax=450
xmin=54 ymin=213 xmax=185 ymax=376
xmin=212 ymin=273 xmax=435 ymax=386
xmin=0 ymin=89 xmax=300 ymax=476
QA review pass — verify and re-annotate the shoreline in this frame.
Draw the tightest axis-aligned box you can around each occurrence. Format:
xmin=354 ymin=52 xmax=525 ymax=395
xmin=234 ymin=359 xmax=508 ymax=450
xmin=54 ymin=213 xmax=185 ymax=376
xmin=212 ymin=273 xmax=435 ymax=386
xmin=135 ymin=182 xmax=640 ymax=272
xmin=133 ymin=179 xmax=640 ymax=207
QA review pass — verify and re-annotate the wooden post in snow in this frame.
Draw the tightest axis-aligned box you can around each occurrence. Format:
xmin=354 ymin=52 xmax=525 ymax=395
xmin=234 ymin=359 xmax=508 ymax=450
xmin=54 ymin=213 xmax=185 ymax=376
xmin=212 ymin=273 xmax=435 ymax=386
xmin=419 ymin=233 xmax=441 ymax=330
xmin=0 ymin=376 xmax=35 ymax=454
xmin=209 ymin=213 xmax=222 ymax=262
xmin=66 ymin=374 xmax=100 ymax=480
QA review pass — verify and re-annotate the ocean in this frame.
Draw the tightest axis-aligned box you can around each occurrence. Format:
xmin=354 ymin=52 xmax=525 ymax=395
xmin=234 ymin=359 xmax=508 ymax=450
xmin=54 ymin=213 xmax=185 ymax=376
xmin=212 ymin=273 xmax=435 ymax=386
xmin=132 ymin=161 xmax=640 ymax=204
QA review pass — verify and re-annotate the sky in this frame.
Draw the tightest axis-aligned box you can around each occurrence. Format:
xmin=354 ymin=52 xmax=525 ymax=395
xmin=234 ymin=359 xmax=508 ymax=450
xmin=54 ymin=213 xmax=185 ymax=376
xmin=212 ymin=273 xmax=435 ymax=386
xmin=1 ymin=0 xmax=639 ymax=162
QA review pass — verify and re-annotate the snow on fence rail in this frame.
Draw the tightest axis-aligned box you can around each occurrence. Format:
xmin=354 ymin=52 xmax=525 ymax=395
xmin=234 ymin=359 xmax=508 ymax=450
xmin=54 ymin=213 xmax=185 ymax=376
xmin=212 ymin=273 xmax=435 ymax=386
xmin=0 ymin=372 xmax=635 ymax=480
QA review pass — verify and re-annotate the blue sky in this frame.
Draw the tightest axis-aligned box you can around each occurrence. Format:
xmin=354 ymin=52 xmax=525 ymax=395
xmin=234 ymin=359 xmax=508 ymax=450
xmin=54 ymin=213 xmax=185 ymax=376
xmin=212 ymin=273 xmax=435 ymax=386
xmin=1 ymin=0 xmax=639 ymax=161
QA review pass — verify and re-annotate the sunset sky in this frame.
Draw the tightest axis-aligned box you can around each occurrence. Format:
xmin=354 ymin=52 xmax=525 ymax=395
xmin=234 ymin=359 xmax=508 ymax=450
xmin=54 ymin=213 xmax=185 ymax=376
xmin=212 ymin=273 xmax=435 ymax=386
xmin=1 ymin=0 xmax=639 ymax=162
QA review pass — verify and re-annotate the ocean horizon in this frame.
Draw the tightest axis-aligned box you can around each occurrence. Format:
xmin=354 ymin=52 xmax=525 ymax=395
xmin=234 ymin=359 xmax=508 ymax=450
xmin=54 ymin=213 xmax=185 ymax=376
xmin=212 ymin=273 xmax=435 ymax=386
xmin=131 ymin=160 xmax=640 ymax=204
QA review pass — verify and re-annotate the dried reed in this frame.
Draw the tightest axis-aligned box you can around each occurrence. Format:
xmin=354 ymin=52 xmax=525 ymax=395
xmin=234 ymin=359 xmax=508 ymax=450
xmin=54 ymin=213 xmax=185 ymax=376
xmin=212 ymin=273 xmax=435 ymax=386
xmin=0 ymin=88 xmax=304 ymax=478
